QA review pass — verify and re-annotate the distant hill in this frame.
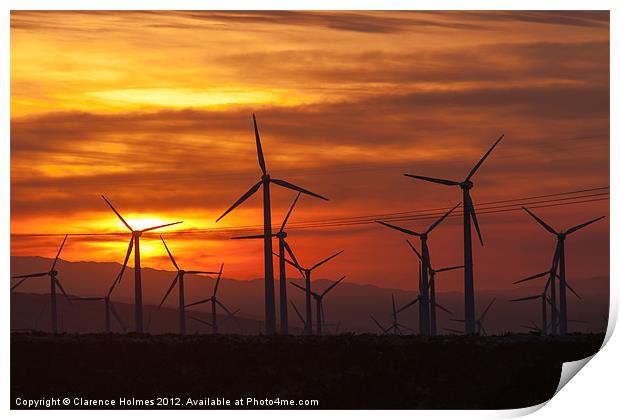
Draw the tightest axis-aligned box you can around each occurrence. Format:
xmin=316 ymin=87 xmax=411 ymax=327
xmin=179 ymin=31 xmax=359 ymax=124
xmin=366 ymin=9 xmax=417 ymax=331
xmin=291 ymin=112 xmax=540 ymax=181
xmin=10 ymin=256 xmax=609 ymax=334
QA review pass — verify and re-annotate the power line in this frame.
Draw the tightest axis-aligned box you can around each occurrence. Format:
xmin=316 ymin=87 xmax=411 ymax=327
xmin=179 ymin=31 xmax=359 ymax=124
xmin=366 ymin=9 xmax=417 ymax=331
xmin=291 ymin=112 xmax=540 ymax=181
xmin=10 ymin=186 xmax=608 ymax=239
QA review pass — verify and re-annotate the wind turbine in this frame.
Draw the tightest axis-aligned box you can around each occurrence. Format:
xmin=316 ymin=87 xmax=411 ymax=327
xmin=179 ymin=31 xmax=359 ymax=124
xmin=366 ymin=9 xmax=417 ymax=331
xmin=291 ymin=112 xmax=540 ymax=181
xmin=398 ymin=284 xmax=452 ymax=334
xmin=405 ymin=135 xmax=504 ymax=334
xmin=289 ymin=300 xmax=337 ymax=333
xmin=215 ymin=115 xmax=328 ymax=335
xmin=231 ymin=192 xmax=301 ymax=334
xmin=73 ymin=295 xmax=127 ymax=333
xmin=510 ymin=293 xmax=553 ymax=336
xmin=513 ymin=262 xmax=582 ymax=335
xmin=370 ymin=295 xmax=413 ymax=335
xmin=376 ymin=202 xmax=460 ymax=335
xmin=101 ymin=196 xmax=182 ymax=333
xmin=290 ymin=300 xmax=306 ymax=328
xmin=185 ymin=265 xmax=236 ymax=334
xmin=290 ymin=275 xmax=345 ymax=335
xmin=451 ymin=298 xmax=496 ymax=335
xmin=72 ymin=267 xmax=128 ymax=333
xmin=404 ymin=239 xmax=461 ymax=335
xmin=522 ymin=207 xmax=604 ymax=335
xmin=521 ymin=321 xmax=543 ymax=334
xmin=276 ymin=249 xmax=344 ymax=335
xmin=158 ymin=236 xmax=219 ymax=334
xmin=11 ymin=234 xmax=71 ymax=334
xmin=513 ymin=248 xmax=560 ymax=334
xmin=189 ymin=309 xmax=240 ymax=333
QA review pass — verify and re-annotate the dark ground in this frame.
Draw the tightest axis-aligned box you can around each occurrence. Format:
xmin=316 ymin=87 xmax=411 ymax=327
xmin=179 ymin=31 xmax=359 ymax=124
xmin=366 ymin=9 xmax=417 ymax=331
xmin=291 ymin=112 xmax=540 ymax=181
xmin=11 ymin=332 xmax=604 ymax=409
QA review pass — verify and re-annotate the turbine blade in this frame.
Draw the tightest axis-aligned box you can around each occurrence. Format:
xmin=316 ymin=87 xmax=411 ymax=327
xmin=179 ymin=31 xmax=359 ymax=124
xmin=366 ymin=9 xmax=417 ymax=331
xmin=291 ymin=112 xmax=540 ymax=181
xmin=465 ymin=193 xmax=483 ymax=246
xmin=253 ymin=114 xmax=267 ymax=175
xmin=310 ymin=250 xmax=344 ymax=271
xmin=370 ymin=315 xmax=388 ymax=333
xmin=397 ymin=297 xmax=420 ymax=313
xmin=216 ymin=181 xmax=262 ymax=222
xmin=160 ymin=235 xmax=179 ymax=271
xmin=290 ymin=282 xmax=307 ymax=293
xmin=522 ymin=207 xmax=557 ymax=235
xmin=109 ymin=301 xmax=126 ymax=330
xmin=565 ymin=281 xmax=583 ymax=301
xmin=273 ymin=252 xmax=304 ymax=275
xmin=141 ymin=221 xmax=182 ymax=233
xmin=479 ymin=298 xmax=496 ymax=321
xmin=375 ymin=220 xmax=420 ymax=237
xmin=280 ymin=192 xmax=301 ymax=232
xmin=391 ymin=294 xmax=396 ymax=314
xmin=404 ymin=174 xmax=460 ymax=186
xmin=50 ymin=234 xmax=69 ymax=271
xmin=550 ymin=243 xmax=560 ymax=274
xmin=435 ymin=265 xmax=464 ymax=273
xmin=213 ymin=263 xmax=224 ymax=297
xmin=189 ymin=315 xmax=213 ymax=327
xmin=271 ymin=178 xmax=328 ymax=201
xmin=12 ymin=272 xmax=48 ymax=279
xmin=321 ymin=275 xmax=346 ymax=297
xmin=101 ymin=195 xmax=132 ymax=231
xmin=221 ymin=308 xmax=240 ymax=326
xmin=282 ymin=239 xmax=301 ymax=267
xmin=215 ymin=299 xmax=234 ymax=316
xmin=114 ymin=237 xmax=134 ymax=288
xmin=158 ymin=273 xmax=179 ymax=308
xmin=405 ymin=239 xmax=423 ymax=262
xmin=426 ymin=202 xmax=461 ymax=234
xmin=565 ymin=216 xmax=605 ymax=235
xmin=435 ymin=303 xmax=453 ymax=314
xmin=465 ymin=134 xmax=504 ymax=181
xmin=55 ymin=278 xmax=71 ymax=303
xmin=10 ymin=277 xmax=30 ymax=291
xmin=510 ymin=295 xmax=541 ymax=302
xmin=185 ymin=297 xmax=212 ymax=308
xmin=290 ymin=300 xmax=305 ymax=323
xmin=513 ymin=271 xmax=549 ymax=284
xmin=230 ymin=234 xmax=266 ymax=240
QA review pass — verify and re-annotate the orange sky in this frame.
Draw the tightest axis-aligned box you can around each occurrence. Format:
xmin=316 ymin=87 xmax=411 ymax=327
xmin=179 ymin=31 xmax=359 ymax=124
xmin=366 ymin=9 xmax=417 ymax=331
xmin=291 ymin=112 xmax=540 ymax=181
xmin=10 ymin=11 xmax=609 ymax=292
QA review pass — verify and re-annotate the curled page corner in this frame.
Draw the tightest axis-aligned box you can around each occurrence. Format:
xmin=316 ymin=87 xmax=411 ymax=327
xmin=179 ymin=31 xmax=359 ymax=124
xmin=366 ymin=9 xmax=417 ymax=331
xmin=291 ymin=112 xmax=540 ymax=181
xmin=554 ymin=355 xmax=594 ymax=396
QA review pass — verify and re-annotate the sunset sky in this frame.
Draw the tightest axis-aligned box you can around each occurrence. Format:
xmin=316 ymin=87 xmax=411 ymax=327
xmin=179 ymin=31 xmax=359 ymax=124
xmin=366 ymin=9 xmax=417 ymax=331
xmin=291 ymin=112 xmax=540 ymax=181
xmin=10 ymin=11 xmax=609 ymax=293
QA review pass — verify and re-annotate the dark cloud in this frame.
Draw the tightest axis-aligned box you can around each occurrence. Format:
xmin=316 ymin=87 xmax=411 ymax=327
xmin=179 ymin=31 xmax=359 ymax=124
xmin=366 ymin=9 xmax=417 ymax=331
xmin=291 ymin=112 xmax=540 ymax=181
xmin=434 ymin=11 xmax=609 ymax=29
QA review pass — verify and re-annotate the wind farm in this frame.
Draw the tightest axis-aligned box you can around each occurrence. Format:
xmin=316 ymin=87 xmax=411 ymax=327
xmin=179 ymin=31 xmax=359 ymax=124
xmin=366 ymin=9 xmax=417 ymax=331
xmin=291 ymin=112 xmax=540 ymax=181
xmin=9 ymin=9 xmax=610 ymax=410
xmin=9 ymin=112 xmax=609 ymax=409
xmin=158 ymin=235 xmax=219 ymax=334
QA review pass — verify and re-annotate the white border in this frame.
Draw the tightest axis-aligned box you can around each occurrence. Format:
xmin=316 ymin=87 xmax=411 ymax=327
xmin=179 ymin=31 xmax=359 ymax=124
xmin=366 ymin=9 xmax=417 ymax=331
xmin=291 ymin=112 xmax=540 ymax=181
xmin=2 ymin=2 xmax=616 ymax=419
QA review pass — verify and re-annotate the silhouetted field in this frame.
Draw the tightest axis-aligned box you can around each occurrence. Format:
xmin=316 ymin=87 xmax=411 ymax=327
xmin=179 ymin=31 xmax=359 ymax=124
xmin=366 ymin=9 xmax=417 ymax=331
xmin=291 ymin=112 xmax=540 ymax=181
xmin=11 ymin=332 xmax=603 ymax=409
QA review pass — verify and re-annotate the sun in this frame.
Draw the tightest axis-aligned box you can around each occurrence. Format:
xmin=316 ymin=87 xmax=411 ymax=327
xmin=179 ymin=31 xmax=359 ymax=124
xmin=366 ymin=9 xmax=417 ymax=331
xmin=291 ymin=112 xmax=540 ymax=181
xmin=120 ymin=217 xmax=174 ymax=231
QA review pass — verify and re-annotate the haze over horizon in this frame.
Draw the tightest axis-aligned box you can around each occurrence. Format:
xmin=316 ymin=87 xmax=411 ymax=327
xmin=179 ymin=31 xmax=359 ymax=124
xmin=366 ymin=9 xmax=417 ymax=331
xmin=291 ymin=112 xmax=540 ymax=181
xmin=10 ymin=256 xmax=609 ymax=334
xmin=11 ymin=11 xmax=609 ymax=292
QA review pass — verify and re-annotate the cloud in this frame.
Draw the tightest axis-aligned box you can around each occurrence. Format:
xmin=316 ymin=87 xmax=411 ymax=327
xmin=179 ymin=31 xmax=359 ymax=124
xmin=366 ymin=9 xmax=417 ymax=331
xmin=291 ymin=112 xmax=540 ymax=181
xmin=9 ymin=10 xmax=609 ymax=289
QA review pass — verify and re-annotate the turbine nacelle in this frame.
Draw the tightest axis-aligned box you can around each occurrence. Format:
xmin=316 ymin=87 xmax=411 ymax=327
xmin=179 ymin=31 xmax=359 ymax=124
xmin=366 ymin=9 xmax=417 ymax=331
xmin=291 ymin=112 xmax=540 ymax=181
xmin=460 ymin=180 xmax=474 ymax=190
xmin=261 ymin=173 xmax=271 ymax=183
xmin=276 ymin=231 xmax=287 ymax=239
xmin=49 ymin=270 xmax=58 ymax=277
